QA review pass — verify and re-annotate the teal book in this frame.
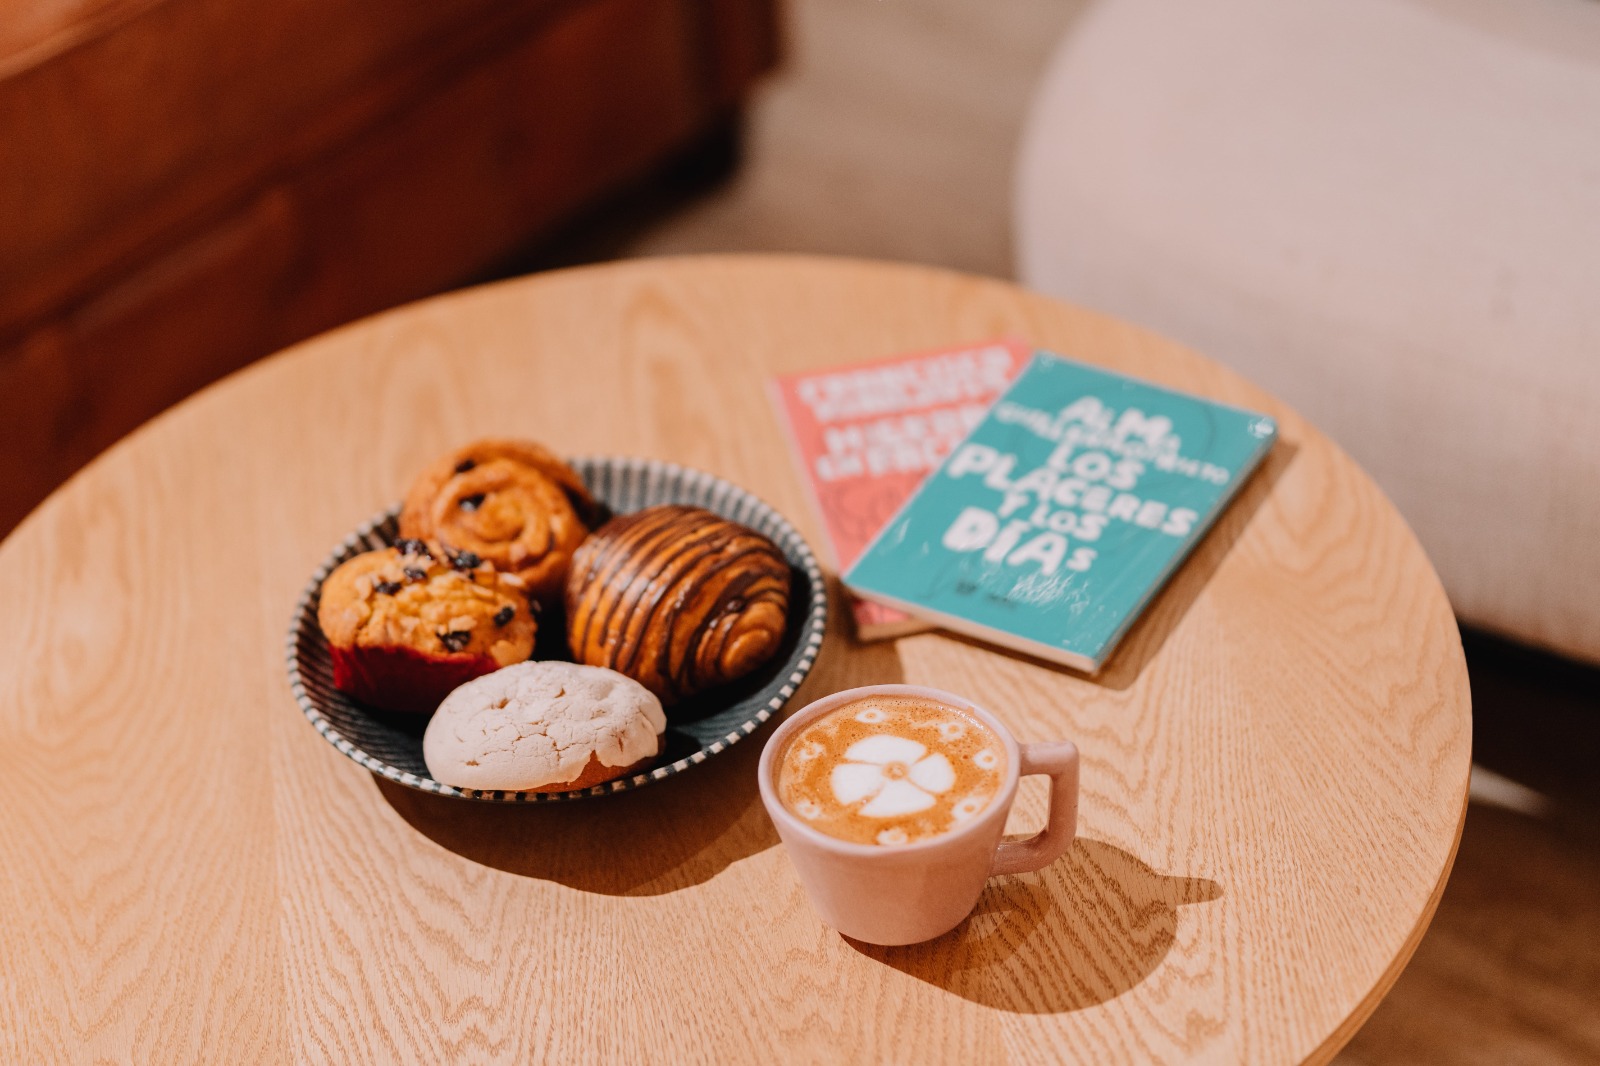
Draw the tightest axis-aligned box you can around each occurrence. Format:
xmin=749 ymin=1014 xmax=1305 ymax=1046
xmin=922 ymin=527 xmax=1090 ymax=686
xmin=842 ymin=351 xmax=1278 ymax=673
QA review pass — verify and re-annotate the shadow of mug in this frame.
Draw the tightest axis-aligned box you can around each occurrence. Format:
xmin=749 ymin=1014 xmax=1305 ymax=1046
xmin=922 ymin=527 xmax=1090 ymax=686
xmin=850 ymin=838 xmax=1221 ymax=1014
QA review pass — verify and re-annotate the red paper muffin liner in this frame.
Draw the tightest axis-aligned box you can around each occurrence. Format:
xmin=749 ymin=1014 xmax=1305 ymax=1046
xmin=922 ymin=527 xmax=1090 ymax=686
xmin=330 ymin=643 xmax=501 ymax=715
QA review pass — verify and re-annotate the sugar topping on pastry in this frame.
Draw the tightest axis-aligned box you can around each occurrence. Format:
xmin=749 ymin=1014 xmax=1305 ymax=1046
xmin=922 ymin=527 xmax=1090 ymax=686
xmin=422 ymin=661 xmax=666 ymax=793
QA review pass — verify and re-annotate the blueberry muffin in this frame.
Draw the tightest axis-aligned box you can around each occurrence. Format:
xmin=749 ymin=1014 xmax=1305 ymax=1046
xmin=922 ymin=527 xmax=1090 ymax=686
xmin=317 ymin=539 xmax=536 ymax=714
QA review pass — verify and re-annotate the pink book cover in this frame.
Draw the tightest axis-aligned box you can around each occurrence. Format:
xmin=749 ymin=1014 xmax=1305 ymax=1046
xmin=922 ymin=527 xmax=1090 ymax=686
xmin=769 ymin=339 xmax=1032 ymax=640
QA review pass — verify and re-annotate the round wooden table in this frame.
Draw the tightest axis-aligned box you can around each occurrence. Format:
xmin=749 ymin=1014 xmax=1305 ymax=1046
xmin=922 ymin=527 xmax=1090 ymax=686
xmin=0 ymin=256 xmax=1471 ymax=1063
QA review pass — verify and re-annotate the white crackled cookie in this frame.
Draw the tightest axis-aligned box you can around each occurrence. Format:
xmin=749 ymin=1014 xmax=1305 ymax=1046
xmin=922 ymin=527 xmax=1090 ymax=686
xmin=422 ymin=661 xmax=666 ymax=792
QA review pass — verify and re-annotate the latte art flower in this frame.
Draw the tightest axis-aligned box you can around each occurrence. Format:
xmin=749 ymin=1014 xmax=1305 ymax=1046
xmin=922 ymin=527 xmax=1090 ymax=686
xmin=829 ymin=734 xmax=957 ymax=818
xmin=778 ymin=697 xmax=1008 ymax=847
xmin=951 ymin=795 xmax=988 ymax=822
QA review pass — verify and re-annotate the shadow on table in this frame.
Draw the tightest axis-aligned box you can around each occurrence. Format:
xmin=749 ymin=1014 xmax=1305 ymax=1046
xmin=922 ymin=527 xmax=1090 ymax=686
xmin=936 ymin=439 xmax=1299 ymax=692
xmin=1098 ymin=439 xmax=1299 ymax=690
xmin=374 ymin=630 xmax=907 ymax=897
xmin=849 ymin=838 xmax=1221 ymax=1014
xmin=375 ymin=723 xmax=780 ymax=896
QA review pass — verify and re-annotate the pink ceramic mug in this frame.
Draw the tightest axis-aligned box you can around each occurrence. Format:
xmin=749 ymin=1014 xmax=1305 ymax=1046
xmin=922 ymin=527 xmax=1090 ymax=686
xmin=758 ymin=684 xmax=1080 ymax=946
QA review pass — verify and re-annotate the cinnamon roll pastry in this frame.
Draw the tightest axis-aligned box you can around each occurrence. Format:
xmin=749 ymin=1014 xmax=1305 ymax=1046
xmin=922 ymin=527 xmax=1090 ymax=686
xmin=399 ymin=439 xmax=597 ymax=603
xmin=565 ymin=505 xmax=792 ymax=704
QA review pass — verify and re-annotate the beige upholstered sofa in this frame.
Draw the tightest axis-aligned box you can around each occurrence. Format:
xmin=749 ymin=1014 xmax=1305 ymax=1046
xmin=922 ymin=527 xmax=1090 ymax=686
xmin=1016 ymin=0 xmax=1600 ymax=664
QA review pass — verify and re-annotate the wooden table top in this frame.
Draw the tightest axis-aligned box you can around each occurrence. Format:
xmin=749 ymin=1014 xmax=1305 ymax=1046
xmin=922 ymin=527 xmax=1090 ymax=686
xmin=0 ymin=255 xmax=1471 ymax=1064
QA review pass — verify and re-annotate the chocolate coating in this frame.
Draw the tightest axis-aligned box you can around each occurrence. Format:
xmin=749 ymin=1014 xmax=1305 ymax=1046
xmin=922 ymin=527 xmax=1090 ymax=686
xmin=565 ymin=505 xmax=792 ymax=704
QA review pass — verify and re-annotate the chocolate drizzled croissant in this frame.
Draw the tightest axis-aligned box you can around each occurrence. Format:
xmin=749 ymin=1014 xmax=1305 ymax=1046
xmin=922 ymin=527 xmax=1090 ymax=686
xmin=565 ymin=505 xmax=792 ymax=704
xmin=399 ymin=439 xmax=598 ymax=604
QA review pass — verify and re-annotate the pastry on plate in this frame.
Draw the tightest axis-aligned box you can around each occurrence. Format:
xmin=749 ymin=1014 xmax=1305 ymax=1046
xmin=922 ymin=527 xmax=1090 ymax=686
xmin=399 ymin=439 xmax=598 ymax=603
xmin=422 ymin=661 xmax=666 ymax=792
xmin=565 ymin=504 xmax=791 ymax=704
xmin=316 ymin=539 xmax=535 ymax=714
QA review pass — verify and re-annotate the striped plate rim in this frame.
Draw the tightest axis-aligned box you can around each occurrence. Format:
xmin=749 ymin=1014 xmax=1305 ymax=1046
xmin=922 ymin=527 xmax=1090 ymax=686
xmin=284 ymin=456 xmax=829 ymax=802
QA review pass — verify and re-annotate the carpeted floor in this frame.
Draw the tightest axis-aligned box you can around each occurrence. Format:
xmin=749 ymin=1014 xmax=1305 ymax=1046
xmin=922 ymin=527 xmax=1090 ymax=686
xmin=519 ymin=1 xmax=1600 ymax=1061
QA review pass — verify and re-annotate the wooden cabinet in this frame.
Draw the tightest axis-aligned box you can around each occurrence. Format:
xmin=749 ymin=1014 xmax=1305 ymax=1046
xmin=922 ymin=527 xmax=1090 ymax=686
xmin=0 ymin=0 xmax=779 ymax=534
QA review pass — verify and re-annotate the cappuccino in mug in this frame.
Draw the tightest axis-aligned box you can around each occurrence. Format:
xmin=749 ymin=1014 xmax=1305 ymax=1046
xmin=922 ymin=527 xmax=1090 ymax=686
xmin=776 ymin=695 xmax=1007 ymax=846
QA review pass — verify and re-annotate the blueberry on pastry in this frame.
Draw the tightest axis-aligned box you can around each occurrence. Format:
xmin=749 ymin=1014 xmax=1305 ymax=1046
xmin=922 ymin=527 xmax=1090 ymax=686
xmin=399 ymin=439 xmax=598 ymax=604
xmin=564 ymin=505 xmax=791 ymax=704
xmin=316 ymin=539 xmax=535 ymax=714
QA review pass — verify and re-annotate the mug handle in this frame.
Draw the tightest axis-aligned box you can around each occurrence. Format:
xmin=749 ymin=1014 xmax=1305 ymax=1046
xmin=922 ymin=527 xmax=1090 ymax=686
xmin=990 ymin=740 xmax=1080 ymax=876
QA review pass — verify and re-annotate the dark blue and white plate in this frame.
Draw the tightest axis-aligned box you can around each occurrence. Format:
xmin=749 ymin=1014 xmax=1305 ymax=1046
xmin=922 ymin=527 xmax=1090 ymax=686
xmin=286 ymin=456 xmax=829 ymax=802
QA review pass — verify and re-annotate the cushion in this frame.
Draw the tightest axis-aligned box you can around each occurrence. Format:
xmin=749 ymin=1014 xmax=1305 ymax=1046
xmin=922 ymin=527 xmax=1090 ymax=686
xmin=1015 ymin=0 xmax=1600 ymax=663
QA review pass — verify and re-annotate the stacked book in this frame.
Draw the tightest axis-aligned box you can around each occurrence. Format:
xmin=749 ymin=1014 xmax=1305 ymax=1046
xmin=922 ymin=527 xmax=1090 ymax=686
xmin=772 ymin=343 xmax=1277 ymax=674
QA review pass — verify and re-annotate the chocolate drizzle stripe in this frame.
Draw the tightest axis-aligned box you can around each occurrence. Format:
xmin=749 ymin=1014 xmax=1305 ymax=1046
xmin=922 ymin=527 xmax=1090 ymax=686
xmin=576 ymin=504 xmax=674 ymax=578
xmin=708 ymin=575 xmax=789 ymax=676
xmin=677 ymin=565 xmax=771 ymax=693
xmin=572 ymin=522 xmax=659 ymax=660
xmin=564 ymin=502 xmax=792 ymax=702
xmin=569 ymin=507 xmax=685 ymax=650
xmin=573 ymin=508 xmax=725 ymax=659
xmin=591 ymin=506 xmax=716 ymax=587
xmin=620 ymin=528 xmax=773 ymax=680
xmin=633 ymin=538 xmax=749 ymax=693
xmin=654 ymin=546 xmax=784 ymax=697
xmin=611 ymin=525 xmax=747 ymax=682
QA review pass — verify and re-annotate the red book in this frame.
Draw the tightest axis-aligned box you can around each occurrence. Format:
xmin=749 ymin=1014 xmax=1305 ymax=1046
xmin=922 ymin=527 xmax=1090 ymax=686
xmin=770 ymin=339 xmax=1031 ymax=640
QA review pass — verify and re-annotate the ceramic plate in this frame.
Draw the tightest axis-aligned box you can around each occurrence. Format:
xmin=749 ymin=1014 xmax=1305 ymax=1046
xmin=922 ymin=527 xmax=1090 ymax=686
xmin=286 ymin=456 xmax=828 ymax=801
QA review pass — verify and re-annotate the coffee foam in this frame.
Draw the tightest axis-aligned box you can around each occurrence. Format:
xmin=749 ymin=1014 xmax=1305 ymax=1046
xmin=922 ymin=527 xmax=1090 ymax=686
xmin=776 ymin=695 xmax=1007 ymax=846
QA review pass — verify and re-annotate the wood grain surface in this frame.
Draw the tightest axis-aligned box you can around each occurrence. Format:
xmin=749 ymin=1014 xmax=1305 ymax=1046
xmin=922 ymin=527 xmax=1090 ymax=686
xmin=0 ymin=256 xmax=1472 ymax=1064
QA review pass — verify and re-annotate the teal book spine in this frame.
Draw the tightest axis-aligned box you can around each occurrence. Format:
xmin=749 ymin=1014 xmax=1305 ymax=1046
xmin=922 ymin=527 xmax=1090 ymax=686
xmin=842 ymin=351 xmax=1278 ymax=673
